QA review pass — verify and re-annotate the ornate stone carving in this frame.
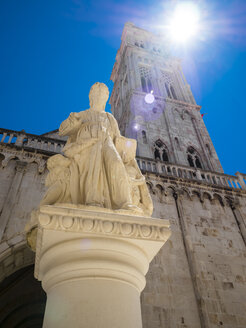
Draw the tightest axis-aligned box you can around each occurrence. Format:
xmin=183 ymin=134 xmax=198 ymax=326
xmin=27 ymin=205 xmax=169 ymax=250
xmin=0 ymin=146 xmax=47 ymax=173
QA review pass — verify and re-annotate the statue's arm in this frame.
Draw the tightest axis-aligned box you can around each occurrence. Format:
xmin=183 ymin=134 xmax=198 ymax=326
xmin=107 ymin=113 xmax=121 ymax=139
xmin=59 ymin=112 xmax=84 ymax=136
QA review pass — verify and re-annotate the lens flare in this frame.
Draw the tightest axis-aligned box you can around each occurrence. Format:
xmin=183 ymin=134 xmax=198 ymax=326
xmin=145 ymin=90 xmax=155 ymax=104
xmin=133 ymin=123 xmax=140 ymax=131
xmin=169 ymin=2 xmax=200 ymax=43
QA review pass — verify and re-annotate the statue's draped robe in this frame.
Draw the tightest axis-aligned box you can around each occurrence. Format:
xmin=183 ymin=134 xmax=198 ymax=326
xmin=60 ymin=110 xmax=132 ymax=209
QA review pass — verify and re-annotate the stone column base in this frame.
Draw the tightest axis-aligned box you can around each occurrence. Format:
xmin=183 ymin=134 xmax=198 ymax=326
xmin=29 ymin=205 xmax=171 ymax=328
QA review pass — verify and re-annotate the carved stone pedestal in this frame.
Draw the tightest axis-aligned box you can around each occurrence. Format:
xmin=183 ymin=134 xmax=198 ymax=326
xmin=31 ymin=205 xmax=170 ymax=328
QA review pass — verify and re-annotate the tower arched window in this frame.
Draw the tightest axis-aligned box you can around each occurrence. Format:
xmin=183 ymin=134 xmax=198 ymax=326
xmin=154 ymin=148 xmax=161 ymax=160
xmin=162 ymin=149 xmax=168 ymax=162
xmin=170 ymin=85 xmax=177 ymax=100
xmin=154 ymin=140 xmax=169 ymax=162
xmin=187 ymin=147 xmax=203 ymax=169
xmin=188 ymin=154 xmax=194 ymax=167
xmin=141 ymin=77 xmax=147 ymax=93
xmin=206 ymin=144 xmax=212 ymax=156
xmin=165 ymin=83 xmax=171 ymax=98
xmin=139 ymin=66 xmax=153 ymax=94
xmin=195 ymin=156 xmax=202 ymax=169
xmin=142 ymin=130 xmax=147 ymax=144
xmin=175 ymin=137 xmax=181 ymax=151
xmin=147 ymin=78 xmax=153 ymax=93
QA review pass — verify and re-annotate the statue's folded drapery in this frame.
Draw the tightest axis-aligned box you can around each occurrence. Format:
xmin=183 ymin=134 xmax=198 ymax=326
xmin=60 ymin=109 xmax=133 ymax=209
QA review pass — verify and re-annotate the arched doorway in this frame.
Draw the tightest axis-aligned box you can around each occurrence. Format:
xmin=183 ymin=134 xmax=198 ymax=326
xmin=0 ymin=265 xmax=46 ymax=327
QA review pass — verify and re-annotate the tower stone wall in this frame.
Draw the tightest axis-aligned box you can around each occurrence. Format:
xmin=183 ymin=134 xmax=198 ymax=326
xmin=110 ymin=22 xmax=223 ymax=173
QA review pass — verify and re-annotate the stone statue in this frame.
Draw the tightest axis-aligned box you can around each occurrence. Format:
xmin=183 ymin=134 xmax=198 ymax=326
xmin=40 ymin=82 xmax=153 ymax=216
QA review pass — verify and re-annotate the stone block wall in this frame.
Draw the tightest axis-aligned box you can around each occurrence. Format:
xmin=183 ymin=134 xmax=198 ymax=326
xmin=142 ymin=187 xmax=201 ymax=328
xmin=0 ymin=156 xmax=46 ymax=281
xmin=141 ymin=177 xmax=246 ymax=328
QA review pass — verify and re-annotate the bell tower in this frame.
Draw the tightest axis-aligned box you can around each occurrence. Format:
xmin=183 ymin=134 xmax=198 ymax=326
xmin=110 ymin=22 xmax=223 ymax=173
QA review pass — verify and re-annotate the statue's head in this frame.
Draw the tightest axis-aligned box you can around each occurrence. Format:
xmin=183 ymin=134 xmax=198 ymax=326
xmin=89 ymin=82 xmax=109 ymax=111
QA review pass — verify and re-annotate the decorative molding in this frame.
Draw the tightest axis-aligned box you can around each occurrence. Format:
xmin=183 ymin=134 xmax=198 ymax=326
xmin=35 ymin=205 xmax=170 ymax=242
xmin=0 ymin=145 xmax=48 ymax=173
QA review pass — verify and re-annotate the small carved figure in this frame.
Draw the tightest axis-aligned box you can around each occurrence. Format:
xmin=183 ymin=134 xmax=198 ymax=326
xmin=116 ymin=137 xmax=153 ymax=216
xmin=40 ymin=154 xmax=71 ymax=206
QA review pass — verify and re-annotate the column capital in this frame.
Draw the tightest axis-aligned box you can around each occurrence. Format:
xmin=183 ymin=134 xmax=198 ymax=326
xmin=29 ymin=205 xmax=170 ymax=291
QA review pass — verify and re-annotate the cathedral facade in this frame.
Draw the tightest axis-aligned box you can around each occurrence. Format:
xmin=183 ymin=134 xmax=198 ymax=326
xmin=0 ymin=23 xmax=246 ymax=327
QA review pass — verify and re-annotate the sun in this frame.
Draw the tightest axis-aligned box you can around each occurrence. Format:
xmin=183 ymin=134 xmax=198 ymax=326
xmin=169 ymin=2 xmax=200 ymax=43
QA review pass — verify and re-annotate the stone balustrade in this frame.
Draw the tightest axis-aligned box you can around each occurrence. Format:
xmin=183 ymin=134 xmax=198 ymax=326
xmin=1 ymin=127 xmax=245 ymax=191
xmin=0 ymin=128 xmax=65 ymax=154
xmin=136 ymin=157 xmax=246 ymax=191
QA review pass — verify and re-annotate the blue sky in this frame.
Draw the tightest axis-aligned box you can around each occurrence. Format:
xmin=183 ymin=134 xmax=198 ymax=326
xmin=0 ymin=0 xmax=245 ymax=175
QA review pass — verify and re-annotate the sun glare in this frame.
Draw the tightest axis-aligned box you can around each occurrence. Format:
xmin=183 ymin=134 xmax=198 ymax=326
xmin=133 ymin=123 xmax=140 ymax=131
xmin=144 ymin=90 xmax=155 ymax=104
xmin=169 ymin=2 xmax=200 ymax=43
